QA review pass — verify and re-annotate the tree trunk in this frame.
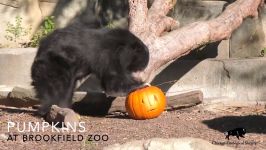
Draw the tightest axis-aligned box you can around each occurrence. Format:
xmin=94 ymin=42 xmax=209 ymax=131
xmin=128 ymin=0 xmax=264 ymax=83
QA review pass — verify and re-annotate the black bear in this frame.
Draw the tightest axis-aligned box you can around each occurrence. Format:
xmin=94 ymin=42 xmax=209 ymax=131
xmin=31 ymin=8 xmax=149 ymax=116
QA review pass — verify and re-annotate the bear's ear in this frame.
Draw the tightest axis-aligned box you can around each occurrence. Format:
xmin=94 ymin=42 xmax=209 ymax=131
xmin=119 ymin=42 xmax=149 ymax=72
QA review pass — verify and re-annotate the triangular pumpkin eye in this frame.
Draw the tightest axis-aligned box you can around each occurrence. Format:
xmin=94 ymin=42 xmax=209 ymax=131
xmin=153 ymin=95 xmax=158 ymax=102
xmin=142 ymin=99 xmax=145 ymax=104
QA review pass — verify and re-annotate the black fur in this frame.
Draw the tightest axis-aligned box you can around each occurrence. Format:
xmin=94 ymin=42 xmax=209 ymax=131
xmin=31 ymin=10 xmax=149 ymax=115
xmin=224 ymin=128 xmax=246 ymax=140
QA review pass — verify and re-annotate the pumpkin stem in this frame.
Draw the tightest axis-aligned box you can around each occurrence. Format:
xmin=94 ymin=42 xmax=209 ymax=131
xmin=144 ymin=83 xmax=151 ymax=86
xmin=128 ymin=84 xmax=150 ymax=94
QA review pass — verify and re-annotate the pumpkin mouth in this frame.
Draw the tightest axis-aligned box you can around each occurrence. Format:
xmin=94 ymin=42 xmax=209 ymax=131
xmin=148 ymin=108 xmax=156 ymax=112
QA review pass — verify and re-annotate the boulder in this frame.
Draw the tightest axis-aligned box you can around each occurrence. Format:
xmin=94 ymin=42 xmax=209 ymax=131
xmin=103 ymin=138 xmax=235 ymax=150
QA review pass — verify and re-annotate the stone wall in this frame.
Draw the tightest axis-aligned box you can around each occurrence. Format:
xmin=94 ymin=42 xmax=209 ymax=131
xmin=0 ymin=0 xmax=43 ymax=47
xmin=170 ymin=0 xmax=229 ymax=59
xmin=171 ymin=0 xmax=266 ymax=59
xmin=0 ymin=0 xmax=265 ymax=57
xmin=0 ymin=0 xmax=87 ymax=47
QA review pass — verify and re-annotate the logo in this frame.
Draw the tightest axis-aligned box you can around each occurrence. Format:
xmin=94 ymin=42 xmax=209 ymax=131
xmin=212 ymin=127 xmax=259 ymax=146
xmin=224 ymin=127 xmax=246 ymax=140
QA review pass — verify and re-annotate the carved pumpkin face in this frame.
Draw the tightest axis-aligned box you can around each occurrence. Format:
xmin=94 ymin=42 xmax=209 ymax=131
xmin=125 ymin=85 xmax=166 ymax=120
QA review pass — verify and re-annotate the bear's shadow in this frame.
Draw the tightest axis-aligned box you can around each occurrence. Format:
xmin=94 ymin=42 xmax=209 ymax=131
xmin=72 ymin=91 xmax=115 ymax=116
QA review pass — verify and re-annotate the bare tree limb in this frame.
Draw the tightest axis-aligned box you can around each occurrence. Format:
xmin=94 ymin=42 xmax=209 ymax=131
xmin=149 ymin=0 xmax=176 ymax=16
xmin=128 ymin=0 xmax=148 ymax=34
xmin=129 ymin=0 xmax=263 ymax=82
xmin=129 ymin=0 xmax=178 ymax=37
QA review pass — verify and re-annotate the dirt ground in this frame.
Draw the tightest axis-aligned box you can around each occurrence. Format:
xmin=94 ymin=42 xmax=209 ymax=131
xmin=0 ymin=104 xmax=265 ymax=150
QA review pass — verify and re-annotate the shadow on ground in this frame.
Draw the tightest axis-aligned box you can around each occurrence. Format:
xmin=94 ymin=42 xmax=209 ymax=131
xmin=72 ymin=92 xmax=115 ymax=117
xmin=202 ymin=115 xmax=266 ymax=134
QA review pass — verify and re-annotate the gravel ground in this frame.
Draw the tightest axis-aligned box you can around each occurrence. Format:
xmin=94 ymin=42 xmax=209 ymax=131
xmin=0 ymin=104 xmax=265 ymax=150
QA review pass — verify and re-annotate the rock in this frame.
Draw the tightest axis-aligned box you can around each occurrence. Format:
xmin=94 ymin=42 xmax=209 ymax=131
xmin=46 ymin=105 xmax=80 ymax=128
xmin=4 ymin=86 xmax=87 ymax=107
xmin=3 ymin=86 xmax=39 ymax=107
xmin=103 ymin=138 xmax=235 ymax=150
xmin=8 ymin=86 xmax=37 ymax=100
xmin=0 ymin=85 xmax=13 ymax=97
xmin=9 ymin=86 xmax=87 ymax=102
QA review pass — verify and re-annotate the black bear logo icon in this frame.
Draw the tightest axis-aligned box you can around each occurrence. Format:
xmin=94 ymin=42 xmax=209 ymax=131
xmin=224 ymin=128 xmax=246 ymax=140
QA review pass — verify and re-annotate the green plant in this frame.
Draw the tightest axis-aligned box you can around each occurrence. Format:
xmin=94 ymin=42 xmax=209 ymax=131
xmin=4 ymin=16 xmax=31 ymax=43
xmin=29 ymin=16 xmax=55 ymax=47
xmin=261 ymin=48 xmax=266 ymax=57
xmin=106 ymin=21 xmax=115 ymax=29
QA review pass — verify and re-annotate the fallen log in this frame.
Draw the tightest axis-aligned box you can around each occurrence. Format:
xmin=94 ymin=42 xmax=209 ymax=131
xmin=3 ymin=87 xmax=203 ymax=124
xmin=3 ymin=87 xmax=203 ymax=114
xmin=165 ymin=90 xmax=203 ymax=110
xmin=46 ymin=90 xmax=203 ymax=124
xmin=108 ymin=90 xmax=203 ymax=114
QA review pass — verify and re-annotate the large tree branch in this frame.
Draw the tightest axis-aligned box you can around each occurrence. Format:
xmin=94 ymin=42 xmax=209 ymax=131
xmin=128 ymin=0 xmax=148 ymax=34
xmin=149 ymin=0 xmax=176 ymax=16
xmin=129 ymin=0 xmax=263 ymax=82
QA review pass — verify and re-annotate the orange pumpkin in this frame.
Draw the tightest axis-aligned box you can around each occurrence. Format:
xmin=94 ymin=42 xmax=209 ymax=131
xmin=125 ymin=85 xmax=166 ymax=120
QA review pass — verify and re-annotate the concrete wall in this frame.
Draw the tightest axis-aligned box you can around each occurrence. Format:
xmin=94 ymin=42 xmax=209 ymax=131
xmin=152 ymin=58 xmax=266 ymax=101
xmin=0 ymin=1 xmax=266 ymax=102
xmin=0 ymin=48 xmax=265 ymax=101
xmin=230 ymin=17 xmax=265 ymax=58
xmin=0 ymin=48 xmax=36 ymax=87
